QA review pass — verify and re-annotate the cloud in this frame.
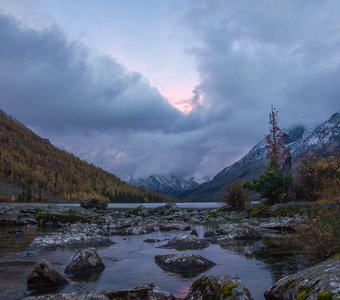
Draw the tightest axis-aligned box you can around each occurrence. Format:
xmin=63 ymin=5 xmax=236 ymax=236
xmin=0 ymin=1 xmax=340 ymax=180
xmin=183 ymin=0 xmax=340 ymax=129
xmin=0 ymin=13 xmax=195 ymax=134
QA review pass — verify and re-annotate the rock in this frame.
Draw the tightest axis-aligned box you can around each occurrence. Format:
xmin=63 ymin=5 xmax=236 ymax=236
xmin=185 ymin=275 xmax=253 ymax=300
xmin=159 ymin=222 xmax=191 ymax=231
xmin=29 ymin=224 xmax=114 ymax=250
xmin=203 ymin=230 xmax=219 ymax=238
xmin=106 ymin=283 xmax=176 ymax=299
xmin=190 ymin=229 xmax=198 ymax=237
xmin=65 ymin=248 xmax=105 ymax=275
xmin=152 ymin=203 xmax=179 ymax=215
xmin=24 ymin=291 xmax=108 ymax=300
xmin=27 ymin=259 xmax=68 ymax=290
xmin=80 ymin=198 xmax=108 ymax=210
xmin=155 ymin=254 xmax=215 ymax=274
xmin=160 ymin=234 xmax=209 ymax=250
xmin=259 ymin=218 xmax=295 ymax=233
xmin=113 ymin=224 xmax=157 ymax=235
xmin=130 ymin=205 xmax=149 ymax=217
xmin=24 ymin=283 xmax=176 ymax=300
xmin=216 ymin=224 xmax=262 ymax=240
xmin=264 ymin=258 xmax=340 ymax=300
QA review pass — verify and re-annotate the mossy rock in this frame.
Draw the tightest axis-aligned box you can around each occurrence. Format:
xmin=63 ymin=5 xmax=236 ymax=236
xmin=317 ymin=292 xmax=336 ymax=300
xmin=265 ymin=258 xmax=340 ymax=300
xmin=36 ymin=212 xmax=93 ymax=226
xmin=186 ymin=275 xmax=252 ymax=299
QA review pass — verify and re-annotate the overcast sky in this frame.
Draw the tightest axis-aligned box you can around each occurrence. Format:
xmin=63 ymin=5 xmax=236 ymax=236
xmin=0 ymin=0 xmax=339 ymax=180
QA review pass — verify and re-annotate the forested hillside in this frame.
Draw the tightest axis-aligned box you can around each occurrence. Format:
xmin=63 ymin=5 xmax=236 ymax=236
xmin=0 ymin=109 xmax=170 ymax=203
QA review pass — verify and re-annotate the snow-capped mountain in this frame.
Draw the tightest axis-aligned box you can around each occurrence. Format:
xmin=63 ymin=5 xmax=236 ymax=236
xmin=129 ymin=174 xmax=200 ymax=197
xmin=181 ymin=111 xmax=340 ymax=202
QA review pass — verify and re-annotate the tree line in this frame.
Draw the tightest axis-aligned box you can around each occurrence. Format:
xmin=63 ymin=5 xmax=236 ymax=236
xmin=0 ymin=110 xmax=171 ymax=203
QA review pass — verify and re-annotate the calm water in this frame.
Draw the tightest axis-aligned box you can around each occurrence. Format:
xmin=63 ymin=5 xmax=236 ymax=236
xmin=0 ymin=225 xmax=308 ymax=300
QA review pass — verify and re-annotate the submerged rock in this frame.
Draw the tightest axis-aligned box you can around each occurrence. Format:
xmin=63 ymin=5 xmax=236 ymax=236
xmin=80 ymin=198 xmax=108 ymax=210
xmin=144 ymin=238 xmax=161 ymax=243
xmin=160 ymin=234 xmax=209 ymax=250
xmin=155 ymin=253 xmax=215 ymax=274
xmin=264 ymin=258 xmax=340 ymax=300
xmin=27 ymin=259 xmax=68 ymax=291
xmin=24 ymin=283 xmax=176 ymax=300
xmin=185 ymin=275 xmax=253 ymax=300
xmin=65 ymin=248 xmax=105 ymax=275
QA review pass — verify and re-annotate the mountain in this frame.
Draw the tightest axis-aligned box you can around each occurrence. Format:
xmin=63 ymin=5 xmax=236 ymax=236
xmin=181 ymin=112 xmax=340 ymax=202
xmin=0 ymin=109 xmax=171 ymax=203
xmin=129 ymin=174 xmax=199 ymax=197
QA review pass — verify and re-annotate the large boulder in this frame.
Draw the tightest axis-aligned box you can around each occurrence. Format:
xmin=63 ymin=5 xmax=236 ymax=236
xmin=160 ymin=234 xmax=209 ymax=250
xmin=80 ymin=198 xmax=108 ymax=210
xmin=185 ymin=275 xmax=253 ymax=300
xmin=24 ymin=283 xmax=176 ymax=300
xmin=106 ymin=283 xmax=176 ymax=299
xmin=65 ymin=248 xmax=105 ymax=275
xmin=264 ymin=258 xmax=340 ymax=300
xmin=27 ymin=259 xmax=68 ymax=290
xmin=155 ymin=253 xmax=215 ymax=274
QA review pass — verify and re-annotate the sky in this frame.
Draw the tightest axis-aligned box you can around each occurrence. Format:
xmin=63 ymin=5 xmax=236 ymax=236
xmin=0 ymin=0 xmax=339 ymax=180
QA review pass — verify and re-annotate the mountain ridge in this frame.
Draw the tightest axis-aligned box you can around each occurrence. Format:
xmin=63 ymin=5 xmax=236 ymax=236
xmin=0 ymin=108 xmax=171 ymax=203
xmin=180 ymin=111 xmax=340 ymax=202
xmin=129 ymin=174 xmax=200 ymax=197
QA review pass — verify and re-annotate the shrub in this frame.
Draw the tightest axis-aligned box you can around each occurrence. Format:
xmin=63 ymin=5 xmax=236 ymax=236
xmin=294 ymin=154 xmax=340 ymax=202
xmin=223 ymin=181 xmax=250 ymax=212
xmin=245 ymin=158 xmax=293 ymax=205
xmin=290 ymin=204 xmax=340 ymax=261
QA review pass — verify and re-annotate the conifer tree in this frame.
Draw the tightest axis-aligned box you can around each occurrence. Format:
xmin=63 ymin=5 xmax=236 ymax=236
xmin=246 ymin=106 xmax=292 ymax=204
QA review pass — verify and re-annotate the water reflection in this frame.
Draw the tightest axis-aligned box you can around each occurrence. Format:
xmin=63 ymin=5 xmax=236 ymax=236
xmin=0 ymin=225 xmax=309 ymax=300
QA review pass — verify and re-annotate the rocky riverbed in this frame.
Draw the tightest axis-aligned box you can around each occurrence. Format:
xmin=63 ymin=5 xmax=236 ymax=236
xmin=0 ymin=202 xmax=338 ymax=299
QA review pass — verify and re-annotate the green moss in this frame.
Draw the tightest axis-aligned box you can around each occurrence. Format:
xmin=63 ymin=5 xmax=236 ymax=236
xmin=330 ymin=252 xmax=340 ymax=260
xmin=36 ymin=212 xmax=92 ymax=226
xmin=221 ymin=283 xmax=237 ymax=297
xmin=297 ymin=285 xmax=313 ymax=300
xmin=317 ymin=292 xmax=335 ymax=300
xmin=246 ymin=204 xmax=271 ymax=218
xmin=281 ymin=279 xmax=299 ymax=292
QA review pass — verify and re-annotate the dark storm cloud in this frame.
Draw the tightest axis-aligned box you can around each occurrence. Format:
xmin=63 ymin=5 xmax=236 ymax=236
xmin=1 ymin=1 xmax=340 ymax=179
xmin=0 ymin=13 xmax=198 ymax=134
xmin=185 ymin=0 xmax=340 ymax=130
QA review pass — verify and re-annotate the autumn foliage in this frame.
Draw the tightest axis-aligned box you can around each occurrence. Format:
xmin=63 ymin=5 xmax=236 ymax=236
xmin=0 ymin=110 xmax=170 ymax=203
xmin=223 ymin=181 xmax=250 ymax=211
xmin=265 ymin=106 xmax=289 ymax=168
xmin=294 ymin=154 xmax=340 ymax=202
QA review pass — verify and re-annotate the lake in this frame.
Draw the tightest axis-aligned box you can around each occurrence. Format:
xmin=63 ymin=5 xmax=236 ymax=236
xmin=0 ymin=224 xmax=307 ymax=300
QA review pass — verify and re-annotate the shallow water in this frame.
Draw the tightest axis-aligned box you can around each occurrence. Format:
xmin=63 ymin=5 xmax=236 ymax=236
xmin=0 ymin=225 xmax=308 ymax=300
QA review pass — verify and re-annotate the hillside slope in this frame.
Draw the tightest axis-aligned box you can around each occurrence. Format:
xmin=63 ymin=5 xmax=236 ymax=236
xmin=181 ymin=112 xmax=340 ymax=202
xmin=0 ymin=109 xmax=170 ymax=203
